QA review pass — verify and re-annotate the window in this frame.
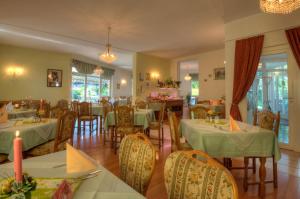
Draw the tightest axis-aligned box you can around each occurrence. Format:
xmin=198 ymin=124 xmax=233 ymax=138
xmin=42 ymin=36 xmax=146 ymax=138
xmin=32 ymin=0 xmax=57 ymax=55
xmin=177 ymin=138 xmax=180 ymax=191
xmin=191 ymin=80 xmax=199 ymax=96
xmin=71 ymin=67 xmax=111 ymax=102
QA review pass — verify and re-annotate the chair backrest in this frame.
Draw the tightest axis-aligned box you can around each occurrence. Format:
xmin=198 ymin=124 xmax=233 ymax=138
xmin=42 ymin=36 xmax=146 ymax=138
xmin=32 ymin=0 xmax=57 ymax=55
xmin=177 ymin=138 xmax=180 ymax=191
xmin=119 ymin=133 xmax=156 ymax=195
xmin=197 ymin=99 xmax=210 ymax=105
xmin=50 ymin=106 xmax=65 ymax=118
xmin=135 ymin=100 xmax=148 ymax=109
xmin=101 ymin=101 xmax=113 ymax=118
xmin=78 ymin=102 xmax=92 ymax=117
xmin=164 ymin=150 xmax=238 ymax=199
xmin=54 ymin=111 xmax=76 ymax=152
xmin=253 ymin=109 xmax=280 ymax=137
xmin=190 ymin=105 xmax=208 ymax=119
xmin=167 ymin=111 xmax=182 ymax=152
xmin=114 ymin=105 xmax=134 ymax=127
xmin=158 ymin=103 xmax=166 ymax=123
xmin=57 ymin=99 xmax=69 ymax=110
xmin=70 ymin=101 xmax=79 ymax=115
xmin=37 ymin=101 xmax=51 ymax=118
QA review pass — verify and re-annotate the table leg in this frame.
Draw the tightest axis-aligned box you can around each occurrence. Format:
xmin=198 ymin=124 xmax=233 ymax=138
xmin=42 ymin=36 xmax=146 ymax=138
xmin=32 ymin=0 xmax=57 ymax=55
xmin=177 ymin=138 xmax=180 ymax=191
xmin=259 ymin=157 xmax=266 ymax=198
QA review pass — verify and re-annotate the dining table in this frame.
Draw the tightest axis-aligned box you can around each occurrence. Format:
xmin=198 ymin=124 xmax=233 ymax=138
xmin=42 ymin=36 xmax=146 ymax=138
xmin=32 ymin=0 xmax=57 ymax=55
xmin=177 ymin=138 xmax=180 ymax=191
xmin=0 ymin=118 xmax=57 ymax=161
xmin=179 ymin=119 xmax=281 ymax=198
xmin=0 ymin=151 xmax=145 ymax=199
xmin=104 ymin=109 xmax=155 ymax=131
xmin=7 ymin=109 xmax=37 ymax=119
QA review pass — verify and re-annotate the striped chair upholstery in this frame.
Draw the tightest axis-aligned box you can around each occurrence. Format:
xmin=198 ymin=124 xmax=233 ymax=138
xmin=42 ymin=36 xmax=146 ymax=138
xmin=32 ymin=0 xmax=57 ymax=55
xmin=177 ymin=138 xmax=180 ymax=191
xmin=119 ymin=133 xmax=156 ymax=195
xmin=164 ymin=150 xmax=238 ymax=199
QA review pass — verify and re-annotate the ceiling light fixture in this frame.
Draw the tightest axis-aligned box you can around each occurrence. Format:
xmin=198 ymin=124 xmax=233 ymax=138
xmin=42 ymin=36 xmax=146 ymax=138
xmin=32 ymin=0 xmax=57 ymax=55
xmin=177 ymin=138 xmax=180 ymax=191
xmin=94 ymin=66 xmax=104 ymax=76
xmin=260 ymin=0 xmax=300 ymax=14
xmin=100 ymin=26 xmax=117 ymax=63
xmin=184 ymin=74 xmax=192 ymax=81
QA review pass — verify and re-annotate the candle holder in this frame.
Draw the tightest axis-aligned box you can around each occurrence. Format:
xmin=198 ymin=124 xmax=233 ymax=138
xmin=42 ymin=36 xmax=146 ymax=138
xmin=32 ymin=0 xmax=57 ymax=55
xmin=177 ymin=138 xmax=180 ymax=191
xmin=0 ymin=173 xmax=37 ymax=198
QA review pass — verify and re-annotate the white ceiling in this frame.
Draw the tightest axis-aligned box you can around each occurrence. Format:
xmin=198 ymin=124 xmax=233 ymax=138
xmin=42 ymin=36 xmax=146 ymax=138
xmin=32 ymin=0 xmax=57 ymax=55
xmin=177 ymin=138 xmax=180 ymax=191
xmin=0 ymin=0 xmax=260 ymax=69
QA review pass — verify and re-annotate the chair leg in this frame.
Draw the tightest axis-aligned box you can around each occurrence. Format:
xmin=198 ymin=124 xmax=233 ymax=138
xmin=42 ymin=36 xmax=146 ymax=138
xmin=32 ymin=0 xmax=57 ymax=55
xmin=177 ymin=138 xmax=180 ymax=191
xmin=273 ymin=157 xmax=278 ymax=188
xmin=114 ymin=131 xmax=118 ymax=154
xmin=83 ymin=121 xmax=86 ymax=133
xmin=78 ymin=120 xmax=81 ymax=134
xmin=90 ymin=120 xmax=93 ymax=135
xmin=252 ymin=157 xmax=256 ymax=174
xmin=244 ymin=157 xmax=249 ymax=192
xmin=158 ymin=128 xmax=161 ymax=148
xmin=100 ymin=116 xmax=103 ymax=134
xmin=161 ymin=126 xmax=164 ymax=145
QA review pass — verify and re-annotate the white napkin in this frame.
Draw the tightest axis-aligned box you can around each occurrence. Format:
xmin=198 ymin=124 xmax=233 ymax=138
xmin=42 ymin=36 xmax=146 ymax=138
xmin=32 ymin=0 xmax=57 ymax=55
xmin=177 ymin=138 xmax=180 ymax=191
xmin=6 ymin=102 xmax=13 ymax=112
xmin=66 ymin=144 xmax=98 ymax=178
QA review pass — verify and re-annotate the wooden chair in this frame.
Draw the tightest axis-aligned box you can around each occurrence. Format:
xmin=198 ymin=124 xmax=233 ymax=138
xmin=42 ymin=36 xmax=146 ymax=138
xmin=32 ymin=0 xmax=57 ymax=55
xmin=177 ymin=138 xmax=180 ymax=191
xmin=167 ymin=111 xmax=192 ymax=152
xmin=164 ymin=150 xmax=238 ymax=199
xmin=37 ymin=101 xmax=50 ymax=118
xmin=189 ymin=105 xmax=208 ymax=119
xmin=26 ymin=111 xmax=76 ymax=156
xmin=0 ymin=154 xmax=8 ymax=164
xmin=135 ymin=100 xmax=148 ymax=109
xmin=78 ymin=102 xmax=98 ymax=135
xmin=146 ymin=103 xmax=165 ymax=148
xmin=243 ymin=109 xmax=280 ymax=191
xmin=50 ymin=106 xmax=65 ymax=118
xmin=113 ymin=105 xmax=138 ymax=153
xmin=119 ymin=133 xmax=156 ymax=195
xmin=197 ymin=99 xmax=210 ymax=105
xmin=57 ymin=99 xmax=69 ymax=110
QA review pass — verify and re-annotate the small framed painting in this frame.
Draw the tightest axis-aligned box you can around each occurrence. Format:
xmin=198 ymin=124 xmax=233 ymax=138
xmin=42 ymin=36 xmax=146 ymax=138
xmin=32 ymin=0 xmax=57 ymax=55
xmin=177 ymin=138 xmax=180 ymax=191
xmin=214 ymin=68 xmax=225 ymax=80
xmin=116 ymin=83 xmax=121 ymax=89
xmin=145 ymin=72 xmax=150 ymax=81
xmin=47 ymin=69 xmax=63 ymax=87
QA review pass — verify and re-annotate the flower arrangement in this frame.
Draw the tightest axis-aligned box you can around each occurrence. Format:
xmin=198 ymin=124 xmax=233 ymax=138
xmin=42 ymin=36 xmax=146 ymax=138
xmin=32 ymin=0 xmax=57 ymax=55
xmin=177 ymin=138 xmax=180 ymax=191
xmin=0 ymin=173 xmax=37 ymax=198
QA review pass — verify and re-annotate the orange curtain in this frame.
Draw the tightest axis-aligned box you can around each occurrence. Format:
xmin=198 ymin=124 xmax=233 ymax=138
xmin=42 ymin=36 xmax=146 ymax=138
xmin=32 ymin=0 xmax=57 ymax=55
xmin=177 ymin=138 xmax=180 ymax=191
xmin=230 ymin=35 xmax=264 ymax=121
xmin=286 ymin=27 xmax=300 ymax=69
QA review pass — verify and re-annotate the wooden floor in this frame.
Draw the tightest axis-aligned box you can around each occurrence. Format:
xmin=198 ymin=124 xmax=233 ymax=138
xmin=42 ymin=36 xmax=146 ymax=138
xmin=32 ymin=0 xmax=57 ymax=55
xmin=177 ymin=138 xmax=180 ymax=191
xmin=74 ymin=106 xmax=300 ymax=199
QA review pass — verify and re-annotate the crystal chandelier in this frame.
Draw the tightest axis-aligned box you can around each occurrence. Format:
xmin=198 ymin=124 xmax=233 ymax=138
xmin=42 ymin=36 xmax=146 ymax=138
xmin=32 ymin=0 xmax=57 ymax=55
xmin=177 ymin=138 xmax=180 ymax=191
xmin=260 ymin=0 xmax=300 ymax=14
xmin=94 ymin=66 xmax=104 ymax=75
xmin=184 ymin=74 xmax=192 ymax=81
xmin=100 ymin=26 xmax=117 ymax=63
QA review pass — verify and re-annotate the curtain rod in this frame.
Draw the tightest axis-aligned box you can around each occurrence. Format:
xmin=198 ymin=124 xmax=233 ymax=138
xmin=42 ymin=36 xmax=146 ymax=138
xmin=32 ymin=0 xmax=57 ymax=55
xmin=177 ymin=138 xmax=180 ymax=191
xmin=225 ymin=24 xmax=300 ymax=43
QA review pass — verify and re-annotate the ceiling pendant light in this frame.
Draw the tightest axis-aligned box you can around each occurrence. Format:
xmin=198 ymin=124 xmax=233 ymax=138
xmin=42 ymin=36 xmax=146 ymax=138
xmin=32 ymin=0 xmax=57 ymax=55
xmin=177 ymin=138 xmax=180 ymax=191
xmin=260 ymin=0 xmax=300 ymax=14
xmin=184 ymin=74 xmax=192 ymax=81
xmin=100 ymin=26 xmax=117 ymax=63
xmin=94 ymin=66 xmax=104 ymax=75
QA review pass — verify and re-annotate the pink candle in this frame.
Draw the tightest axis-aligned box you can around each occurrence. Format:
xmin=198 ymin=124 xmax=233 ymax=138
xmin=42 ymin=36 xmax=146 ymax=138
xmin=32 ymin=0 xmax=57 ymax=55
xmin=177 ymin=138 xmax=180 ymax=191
xmin=14 ymin=130 xmax=23 ymax=183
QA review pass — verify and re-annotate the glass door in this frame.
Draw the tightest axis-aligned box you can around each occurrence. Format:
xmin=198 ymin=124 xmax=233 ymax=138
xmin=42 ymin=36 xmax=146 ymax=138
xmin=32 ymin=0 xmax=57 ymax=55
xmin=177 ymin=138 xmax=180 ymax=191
xmin=247 ymin=53 xmax=289 ymax=145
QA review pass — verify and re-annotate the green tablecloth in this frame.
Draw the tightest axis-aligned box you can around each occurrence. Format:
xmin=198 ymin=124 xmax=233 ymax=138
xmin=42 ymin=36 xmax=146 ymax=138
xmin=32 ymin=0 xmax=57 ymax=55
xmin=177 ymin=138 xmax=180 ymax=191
xmin=104 ymin=109 xmax=155 ymax=130
xmin=92 ymin=105 xmax=104 ymax=116
xmin=179 ymin=119 xmax=281 ymax=161
xmin=0 ymin=119 xmax=57 ymax=161
xmin=0 ymin=151 xmax=145 ymax=199
xmin=8 ymin=109 xmax=37 ymax=119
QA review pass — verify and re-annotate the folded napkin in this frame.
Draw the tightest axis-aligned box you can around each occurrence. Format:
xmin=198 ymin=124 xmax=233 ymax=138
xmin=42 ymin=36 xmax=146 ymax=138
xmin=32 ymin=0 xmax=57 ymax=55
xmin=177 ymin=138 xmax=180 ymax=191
xmin=66 ymin=144 xmax=98 ymax=177
xmin=229 ymin=116 xmax=241 ymax=132
xmin=0 ymin=105 xmax=8 ymax=124
xmin=6 ymin=102 xmax=13 ymax=112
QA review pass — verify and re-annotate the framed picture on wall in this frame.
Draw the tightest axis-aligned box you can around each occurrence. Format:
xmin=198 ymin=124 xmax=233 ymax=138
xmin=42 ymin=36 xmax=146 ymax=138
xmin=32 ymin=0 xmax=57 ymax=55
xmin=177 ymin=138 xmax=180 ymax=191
xmin=47 ymin=69 xmax=62 ymax=87
xmin=214 ymin=67 xmax=225 ymax=80
xmin=145 ymin=72 xmax=150 ymax=81
xmin=117 ymin=83 xmax=121 ymax=89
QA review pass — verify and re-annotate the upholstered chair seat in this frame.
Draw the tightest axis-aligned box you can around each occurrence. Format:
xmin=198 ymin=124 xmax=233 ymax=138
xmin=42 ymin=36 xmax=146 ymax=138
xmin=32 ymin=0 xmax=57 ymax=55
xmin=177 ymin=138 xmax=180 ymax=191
xmin=119 ymin=133 xmax=156 ymax=195
xmin=164 ymin=150 xmax=238 ymax=199
xmin=26 ymin=140 xmax=67 ymax=156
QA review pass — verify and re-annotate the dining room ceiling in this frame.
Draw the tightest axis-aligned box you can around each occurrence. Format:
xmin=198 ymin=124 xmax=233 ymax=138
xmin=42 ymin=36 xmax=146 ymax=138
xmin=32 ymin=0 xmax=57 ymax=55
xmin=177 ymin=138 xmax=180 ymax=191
xmin=0 ymin=0 xmax=260 ymax=69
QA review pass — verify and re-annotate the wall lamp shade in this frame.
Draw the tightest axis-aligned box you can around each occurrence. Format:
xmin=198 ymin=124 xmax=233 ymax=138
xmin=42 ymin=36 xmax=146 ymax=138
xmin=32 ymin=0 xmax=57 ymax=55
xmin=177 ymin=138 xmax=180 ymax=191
xmin=6 ymin=66 xmax=24 ymax=77
xmin=121 ymin=79 xmax=127 ymax=85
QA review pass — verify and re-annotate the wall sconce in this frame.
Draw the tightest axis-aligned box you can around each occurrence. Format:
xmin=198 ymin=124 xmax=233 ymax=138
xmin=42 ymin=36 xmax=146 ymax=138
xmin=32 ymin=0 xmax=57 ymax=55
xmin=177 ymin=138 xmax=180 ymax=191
xmin=151 ymin=72 xmax=160 ymax=80
xmin=6 ymin=66 xmax=24 ymax=77
xmin=121 ymin=79 xmax=127 ymax=85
